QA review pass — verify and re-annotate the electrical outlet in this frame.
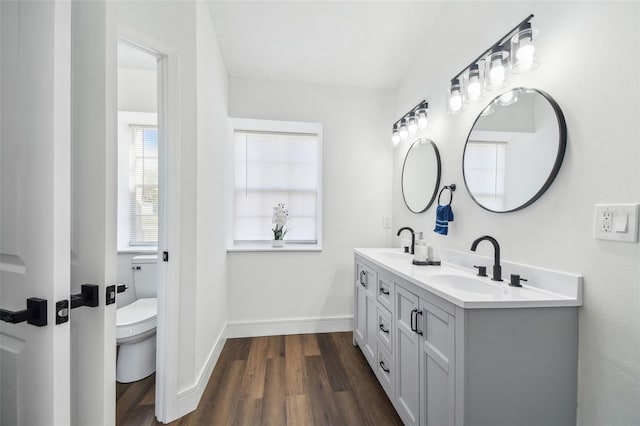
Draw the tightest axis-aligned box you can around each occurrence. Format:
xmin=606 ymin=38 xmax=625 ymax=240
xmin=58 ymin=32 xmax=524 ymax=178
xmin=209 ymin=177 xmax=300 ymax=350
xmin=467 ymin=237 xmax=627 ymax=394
xmin=382 ymin=215 xmax=391 ymax=229
xmin=594 ymin=204 xmax=639 ymax=242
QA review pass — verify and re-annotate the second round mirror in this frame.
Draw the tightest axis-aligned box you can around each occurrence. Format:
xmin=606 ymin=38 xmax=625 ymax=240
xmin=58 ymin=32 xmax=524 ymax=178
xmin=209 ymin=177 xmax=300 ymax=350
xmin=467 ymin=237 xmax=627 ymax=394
xmin=402 ymin=138 xmax=441 ymax=213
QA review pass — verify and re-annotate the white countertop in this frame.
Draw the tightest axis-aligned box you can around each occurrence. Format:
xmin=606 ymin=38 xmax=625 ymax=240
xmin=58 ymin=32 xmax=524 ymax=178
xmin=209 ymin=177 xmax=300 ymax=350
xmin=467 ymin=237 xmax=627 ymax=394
xmin=354 ymin=248 xmax=583 ymax=309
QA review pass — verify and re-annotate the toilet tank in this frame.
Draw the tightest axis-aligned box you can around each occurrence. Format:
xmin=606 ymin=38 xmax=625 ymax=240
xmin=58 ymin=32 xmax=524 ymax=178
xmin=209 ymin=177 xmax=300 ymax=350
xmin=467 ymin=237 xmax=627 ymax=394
xmin=132 ymin=255 xmax=158 ymax=298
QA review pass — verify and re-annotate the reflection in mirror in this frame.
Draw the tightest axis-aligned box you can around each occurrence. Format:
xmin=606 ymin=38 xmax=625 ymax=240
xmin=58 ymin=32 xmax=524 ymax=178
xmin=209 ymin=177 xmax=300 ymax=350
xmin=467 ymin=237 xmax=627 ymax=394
xmin=402 ymin=139 xmax=441 ymax=213
xmin=463 ymin=88 xmax=566 ymax=213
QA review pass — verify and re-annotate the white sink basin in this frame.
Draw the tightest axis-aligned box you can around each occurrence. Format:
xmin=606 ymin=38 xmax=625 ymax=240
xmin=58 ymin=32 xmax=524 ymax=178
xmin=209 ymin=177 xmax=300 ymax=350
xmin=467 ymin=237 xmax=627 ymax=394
xmin=429 ymin=274 xmax=504 ymax=296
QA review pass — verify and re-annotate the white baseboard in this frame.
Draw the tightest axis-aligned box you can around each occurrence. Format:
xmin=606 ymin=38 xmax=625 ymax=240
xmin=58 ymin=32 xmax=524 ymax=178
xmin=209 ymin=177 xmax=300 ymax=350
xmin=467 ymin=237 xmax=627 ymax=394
xmin=173 ymin=315 xmax=352 ymax=419
xmin=175 ymin=326 xmax=226 ymax=419
xmin=225 ymin=315 xmax=353 ymax=339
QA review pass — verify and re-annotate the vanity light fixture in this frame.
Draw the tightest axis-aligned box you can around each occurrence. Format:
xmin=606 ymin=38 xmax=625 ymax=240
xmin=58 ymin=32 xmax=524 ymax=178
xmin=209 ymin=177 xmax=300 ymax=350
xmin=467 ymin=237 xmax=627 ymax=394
xmin=391 ymin=100 xmax=429 ymax=147
xmin=447 ymin=14 xmax=537 ymax=114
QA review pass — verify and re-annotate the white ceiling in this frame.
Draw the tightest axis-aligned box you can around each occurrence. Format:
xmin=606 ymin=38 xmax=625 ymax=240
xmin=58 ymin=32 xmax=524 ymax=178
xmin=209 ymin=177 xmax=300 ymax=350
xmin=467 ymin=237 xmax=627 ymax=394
xmin=207 ymin=1 xmax=444 ymax=89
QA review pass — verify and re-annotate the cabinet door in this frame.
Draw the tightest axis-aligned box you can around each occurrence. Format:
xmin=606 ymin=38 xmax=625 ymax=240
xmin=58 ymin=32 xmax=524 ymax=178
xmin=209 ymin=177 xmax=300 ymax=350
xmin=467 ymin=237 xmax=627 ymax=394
xmin=363 ymin=293 xmax=377 ymax=366
xmin=354 ymin=280 xmax=367 ymax=347
xmin=395 ymin=285 xmax=420 ymax=426
xmin=419 ymin=299 xmax=455 ymax=426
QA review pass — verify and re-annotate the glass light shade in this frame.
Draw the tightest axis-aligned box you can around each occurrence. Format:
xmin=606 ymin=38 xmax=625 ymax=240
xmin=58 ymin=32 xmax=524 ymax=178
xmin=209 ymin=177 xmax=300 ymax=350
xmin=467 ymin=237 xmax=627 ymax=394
xmin=399 ymin=122 xmax=409 ymax=140
xmin=497 ymin=90 xmax=518 ymax=106
xmin=391 ymin=130 xmax=401 ymax=147
xmin=408 ymin=116 xmax=418 ymax=135
xmin=487 ymin=46 xmax=509 ymax=90
xmin=466 ymin=63 xmax=485 ymax=102
xmin=447 ymin=79 xmax=464 ymax=114
xmin=417 ymin=108 xmax=428 ymax=129
xmin=511 ymin=23 xmax=539 ymax=73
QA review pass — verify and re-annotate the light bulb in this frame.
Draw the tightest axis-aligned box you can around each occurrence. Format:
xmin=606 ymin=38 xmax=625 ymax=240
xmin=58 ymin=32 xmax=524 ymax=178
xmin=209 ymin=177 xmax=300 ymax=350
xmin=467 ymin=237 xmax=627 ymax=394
xmin=467 ymin=79 xmax=481 ymax=101
xmin=408 ymin=116 xmax=418 ymax=135
xmin=489 ymin=61 xmax=505 ymax=87
xmin=449 ymin=92 xmax=462 ymax=112
xmin=391 ymin=130 xmax=400 ymax=147
xmin=399 ymin=123 xmax=409 ymax=140
xmin=417 ymin=113 xmax=427 ymax=128
xmin=448 ymin=79 xmax=464 ymax=114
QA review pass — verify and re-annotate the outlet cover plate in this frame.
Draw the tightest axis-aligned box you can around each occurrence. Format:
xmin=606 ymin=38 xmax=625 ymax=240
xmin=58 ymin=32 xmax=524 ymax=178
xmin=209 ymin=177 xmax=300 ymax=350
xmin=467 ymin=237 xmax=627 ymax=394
xmin=594 ymin=204 xmax=639 ymax=242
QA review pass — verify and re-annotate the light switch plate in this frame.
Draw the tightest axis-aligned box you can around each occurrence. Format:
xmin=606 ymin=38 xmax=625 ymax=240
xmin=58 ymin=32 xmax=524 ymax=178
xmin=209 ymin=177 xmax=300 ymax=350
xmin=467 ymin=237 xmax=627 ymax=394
xmin=594 ymin=204 xmax=639 ymax=242
xmin=382 ymin=215 xmax=392 ymax=229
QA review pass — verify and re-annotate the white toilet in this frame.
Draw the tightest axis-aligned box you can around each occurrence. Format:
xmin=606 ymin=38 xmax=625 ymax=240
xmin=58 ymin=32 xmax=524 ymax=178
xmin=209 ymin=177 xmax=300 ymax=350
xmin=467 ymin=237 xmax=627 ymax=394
xmin=116 ymin=255 xmax=158 ymax=383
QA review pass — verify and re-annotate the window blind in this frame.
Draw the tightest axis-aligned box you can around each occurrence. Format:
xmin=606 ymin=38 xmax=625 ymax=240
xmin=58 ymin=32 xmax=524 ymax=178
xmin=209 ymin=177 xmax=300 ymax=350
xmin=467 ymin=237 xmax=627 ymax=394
xmin=465 ymin=141 xmax=506 ymax=211
xmin=234 ymin=131 xmax=319 ymax=243
xmin=130 ymin=126 xmax=158 ymax=245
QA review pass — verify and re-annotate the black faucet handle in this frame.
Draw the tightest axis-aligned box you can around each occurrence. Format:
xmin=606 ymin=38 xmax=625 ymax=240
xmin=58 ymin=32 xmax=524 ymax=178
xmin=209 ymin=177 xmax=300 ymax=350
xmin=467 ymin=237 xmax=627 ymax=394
xmin=473 ymin=265 xmax=487 ymax=277
xmin=509 ymin=274 xmax=528 ymax=287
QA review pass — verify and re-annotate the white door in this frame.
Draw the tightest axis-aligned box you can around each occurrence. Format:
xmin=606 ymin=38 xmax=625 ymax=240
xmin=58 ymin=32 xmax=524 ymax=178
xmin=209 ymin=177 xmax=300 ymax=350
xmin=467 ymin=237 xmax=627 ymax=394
xmin=0 ymin=1 xmax=72 ymax=425
xmin=70 ymin=1 xmax=117 ymax=424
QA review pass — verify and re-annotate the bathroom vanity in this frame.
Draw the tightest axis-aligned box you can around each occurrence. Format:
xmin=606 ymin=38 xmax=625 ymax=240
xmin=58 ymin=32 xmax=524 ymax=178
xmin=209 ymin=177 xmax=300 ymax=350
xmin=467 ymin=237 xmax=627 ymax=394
xmin=353 ymin=248 xmax=582 ymax=426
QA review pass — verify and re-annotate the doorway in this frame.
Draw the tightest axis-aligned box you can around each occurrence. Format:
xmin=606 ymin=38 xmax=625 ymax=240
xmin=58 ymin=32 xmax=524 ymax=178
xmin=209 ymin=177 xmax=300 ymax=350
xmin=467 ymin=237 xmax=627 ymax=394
xmin=115 ymin=39 xmax=160 ymax=420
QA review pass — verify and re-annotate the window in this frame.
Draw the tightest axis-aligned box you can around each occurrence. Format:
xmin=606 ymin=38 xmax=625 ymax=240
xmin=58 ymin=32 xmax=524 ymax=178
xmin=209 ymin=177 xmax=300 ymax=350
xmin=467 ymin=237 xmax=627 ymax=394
xmin=464 ymin=141 xmax=506 ymax=211
xmin=130 ymin=126 xmax=158 ymax=245
xmin=117 ymin=111 xmax=158 ymax=252
xmin=230 ymin=119 xmax=322 ymax=250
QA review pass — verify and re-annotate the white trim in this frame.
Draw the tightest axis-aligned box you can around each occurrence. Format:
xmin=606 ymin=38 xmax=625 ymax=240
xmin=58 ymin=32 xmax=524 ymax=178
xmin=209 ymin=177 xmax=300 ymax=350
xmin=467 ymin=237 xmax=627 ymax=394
xmin=176 ymin=327 xmax=227 ymax=419
xmin=118 ymin=23 xmax=181 ymax=425
xmin=227 ymin=243 xmax=322 ymax=252
xmin=225 ymin=316 xmax=353 ymax=339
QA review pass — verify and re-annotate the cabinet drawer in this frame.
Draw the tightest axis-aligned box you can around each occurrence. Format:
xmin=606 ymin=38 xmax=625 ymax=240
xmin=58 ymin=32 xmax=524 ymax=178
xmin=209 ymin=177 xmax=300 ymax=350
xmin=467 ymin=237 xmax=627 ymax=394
xmin=377 ymin=305 xmax=392 ymax=353
xmin=356 ymin=260 xmax=377 ymax=299
xmin=376 ymin=343 xmax=394 ymax=400
xmin=377 ymin=274 xmax=394 ymax=312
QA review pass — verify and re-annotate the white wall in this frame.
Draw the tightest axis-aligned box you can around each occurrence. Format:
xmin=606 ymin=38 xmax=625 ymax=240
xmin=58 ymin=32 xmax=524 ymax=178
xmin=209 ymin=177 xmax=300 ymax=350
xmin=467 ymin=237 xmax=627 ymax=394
xmin=392 ymin=2 xmax=640 ymax=424
xmin=194 ymin=0 xmax=229 ymax=391
xmin=227 ymin=77 xmax=394 ymax=330
xmin=117 ymin=68 xmax=157 ymax=112
xmin=114 ymin=1 xmax=229 ymax=419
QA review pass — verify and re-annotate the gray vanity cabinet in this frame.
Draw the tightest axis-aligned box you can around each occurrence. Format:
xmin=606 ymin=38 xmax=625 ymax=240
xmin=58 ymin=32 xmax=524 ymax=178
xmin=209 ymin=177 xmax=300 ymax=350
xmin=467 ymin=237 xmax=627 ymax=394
xmin=395 ymin=283 xmax=455 ymax=426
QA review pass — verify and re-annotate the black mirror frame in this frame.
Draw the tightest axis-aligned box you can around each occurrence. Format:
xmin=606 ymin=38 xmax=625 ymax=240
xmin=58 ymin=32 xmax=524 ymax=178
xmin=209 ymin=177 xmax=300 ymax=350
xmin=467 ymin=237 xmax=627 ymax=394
xmin=402 ymin=138 xmax=442 ymax=214
xmin=462 ymin=88 xmax=567 ymax=213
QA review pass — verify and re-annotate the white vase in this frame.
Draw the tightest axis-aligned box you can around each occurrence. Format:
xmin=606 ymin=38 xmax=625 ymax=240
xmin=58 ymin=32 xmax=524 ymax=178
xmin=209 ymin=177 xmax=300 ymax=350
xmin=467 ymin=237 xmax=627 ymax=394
xmin=272 ymin=239 xmax=284 ymax=248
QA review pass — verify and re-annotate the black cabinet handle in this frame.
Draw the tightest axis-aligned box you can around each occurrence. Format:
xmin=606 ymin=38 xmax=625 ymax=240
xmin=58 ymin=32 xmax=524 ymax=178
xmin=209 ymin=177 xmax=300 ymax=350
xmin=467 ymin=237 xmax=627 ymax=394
xmin=379 ymin=323 xmax=389 ymax=334
xmin=359 ymin=271 xmax=367 ymax=288
xmin=379 ymin=287 xmax=390 ymax=295
xmin=379 ymin=361 xmax=390 ymax=373
xmin=416 ymin=310 xmax=424 ymax=336
xmin=410 ymin=309 xmax=417 ymax=332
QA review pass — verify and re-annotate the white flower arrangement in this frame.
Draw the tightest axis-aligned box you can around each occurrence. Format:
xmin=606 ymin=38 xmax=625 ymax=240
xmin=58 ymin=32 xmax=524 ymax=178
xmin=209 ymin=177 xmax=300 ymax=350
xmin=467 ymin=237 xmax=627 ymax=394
xmin=272 ymin=203 xmax=289 ymax=240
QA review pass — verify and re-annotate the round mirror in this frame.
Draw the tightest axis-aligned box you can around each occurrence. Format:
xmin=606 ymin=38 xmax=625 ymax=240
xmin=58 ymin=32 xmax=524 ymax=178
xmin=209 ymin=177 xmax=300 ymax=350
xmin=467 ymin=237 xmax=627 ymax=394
xmin=463 ymin=88 xmax=566 ymax=213
xmin=402 ymin=138 xmax=441 ymax=213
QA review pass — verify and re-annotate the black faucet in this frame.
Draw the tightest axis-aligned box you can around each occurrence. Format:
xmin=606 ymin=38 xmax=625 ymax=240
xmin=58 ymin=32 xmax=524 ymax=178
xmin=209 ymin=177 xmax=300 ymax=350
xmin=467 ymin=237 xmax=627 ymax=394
xmin=397 ymin=227 xmax=416 ymax=255
xmin=470 ymin=235 xmax=502 ymax=281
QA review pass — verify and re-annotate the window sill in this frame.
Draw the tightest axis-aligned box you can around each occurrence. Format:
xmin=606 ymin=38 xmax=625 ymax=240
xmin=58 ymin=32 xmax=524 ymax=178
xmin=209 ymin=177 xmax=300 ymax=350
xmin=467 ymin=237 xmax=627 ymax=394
xmin=227 ymin=243 xmax=322 ymax=253
xmin=117 ymin=247 xmax=158 ymax=255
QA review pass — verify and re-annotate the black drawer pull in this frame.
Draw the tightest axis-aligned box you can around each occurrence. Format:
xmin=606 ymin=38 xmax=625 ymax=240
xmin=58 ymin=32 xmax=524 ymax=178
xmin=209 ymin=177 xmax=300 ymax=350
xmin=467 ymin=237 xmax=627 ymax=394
xmin=359 ymin=271 xmax=367 ymax=288
xmin=416 ymin=310 xmax=423 ymax=336
xmin=379 ymin=323 xmax=389 ymax=334
xmin=379 ymin=287 xmax=390 ymax=295
xmin=379 ymin=361 xmax=390 ymax=373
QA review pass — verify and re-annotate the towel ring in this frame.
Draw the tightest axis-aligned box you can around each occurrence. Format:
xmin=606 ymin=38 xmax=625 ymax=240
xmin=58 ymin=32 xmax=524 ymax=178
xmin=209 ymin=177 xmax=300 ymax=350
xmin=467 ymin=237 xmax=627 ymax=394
xmin=437 ymin=184 xmax=456 ymax=206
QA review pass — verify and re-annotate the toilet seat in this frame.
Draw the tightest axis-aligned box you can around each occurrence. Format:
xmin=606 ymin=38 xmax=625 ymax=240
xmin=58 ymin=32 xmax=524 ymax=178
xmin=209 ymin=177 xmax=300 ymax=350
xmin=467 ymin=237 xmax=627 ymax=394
xmin=117 ymin=298 xmax=157 ymax=340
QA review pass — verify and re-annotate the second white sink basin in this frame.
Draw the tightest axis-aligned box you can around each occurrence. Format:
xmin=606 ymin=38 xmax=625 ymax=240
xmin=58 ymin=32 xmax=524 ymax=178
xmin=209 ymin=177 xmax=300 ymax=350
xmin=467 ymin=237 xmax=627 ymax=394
xmin=429 ymin=274 xmax=505 ymax=296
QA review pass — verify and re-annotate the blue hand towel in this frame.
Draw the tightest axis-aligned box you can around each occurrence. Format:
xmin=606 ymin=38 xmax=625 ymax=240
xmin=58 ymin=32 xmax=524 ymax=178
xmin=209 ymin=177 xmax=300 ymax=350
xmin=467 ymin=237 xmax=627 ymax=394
xmin=434 ymin=204 xmax=454 ymax=235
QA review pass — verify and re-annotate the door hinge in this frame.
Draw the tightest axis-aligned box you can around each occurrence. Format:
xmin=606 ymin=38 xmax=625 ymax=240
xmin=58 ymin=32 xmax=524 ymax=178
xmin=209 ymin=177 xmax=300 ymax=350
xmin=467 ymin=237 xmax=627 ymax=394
xmin=163 ymin=251 xmax=169 ymax=262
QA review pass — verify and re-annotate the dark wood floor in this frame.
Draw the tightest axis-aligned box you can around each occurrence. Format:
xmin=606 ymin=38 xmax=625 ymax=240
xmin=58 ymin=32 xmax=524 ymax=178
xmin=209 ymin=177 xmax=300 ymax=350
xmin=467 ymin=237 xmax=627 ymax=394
xmin=117 ymin=332 xmax=402 ymax=425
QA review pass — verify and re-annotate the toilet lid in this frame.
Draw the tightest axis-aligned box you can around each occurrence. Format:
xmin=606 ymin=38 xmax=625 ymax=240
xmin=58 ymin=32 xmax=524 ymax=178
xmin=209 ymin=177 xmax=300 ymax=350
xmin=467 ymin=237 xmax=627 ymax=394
xmin=117 ymin=298 xmax=157 ymax=326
